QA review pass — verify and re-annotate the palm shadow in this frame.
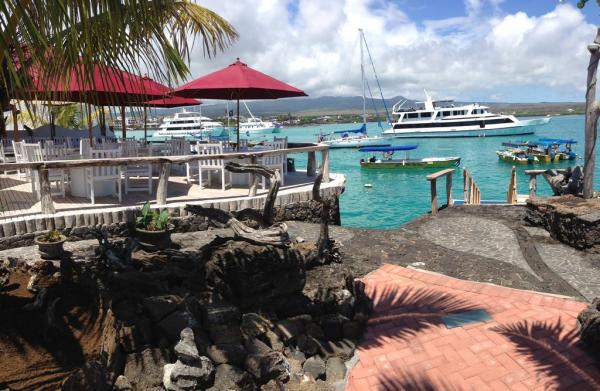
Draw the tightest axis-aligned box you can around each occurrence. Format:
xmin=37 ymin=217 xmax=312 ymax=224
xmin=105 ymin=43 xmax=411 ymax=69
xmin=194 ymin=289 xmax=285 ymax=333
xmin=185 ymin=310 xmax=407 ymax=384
xmin=362 ymin=284 xmax=484 ymax=348
xmin=493 ymin=319 xmax=600 ymax=390
xmin=378 ymin=370 xmax=466 ymax=391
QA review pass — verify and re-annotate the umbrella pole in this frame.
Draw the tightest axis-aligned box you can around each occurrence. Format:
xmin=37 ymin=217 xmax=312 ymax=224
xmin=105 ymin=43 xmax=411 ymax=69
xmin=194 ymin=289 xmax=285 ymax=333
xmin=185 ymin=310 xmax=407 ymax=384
xmin=144 ymin=106 xmax=148 ymax=141
xmin=121 ymin=105 xmax=127 ymax=139
xmin=50 ymin=111 xmax=56 ymax=140
xmin=87 ymin=102 xmax=93 ymax=146
xmin=237 ymin=98 xmax=240 ymax=151
xmin=100 ymin=107 xmax=106 ymax=137
xmin=11 ymin=104 xmax=19 ymax=142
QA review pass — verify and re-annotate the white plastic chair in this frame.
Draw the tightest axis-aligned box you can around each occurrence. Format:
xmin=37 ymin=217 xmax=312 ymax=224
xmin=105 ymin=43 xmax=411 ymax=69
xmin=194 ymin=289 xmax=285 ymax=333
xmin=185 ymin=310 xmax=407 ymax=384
xmin=22 ymin=142 xmax=67 ymax=198
xmin=258 ymin=141 xmax=286 ymax=188
xmin=124 ymin=145 xmax=153 ymax=195
xmin=166 ymin=138 xmax=191 ymax=176
xmin=196 ymin=143 xmax=231 ymax=191
xmin=12 ymin=141 xmax=29 ymax=179
xmin=85 ymin=149 xmax=122 ymax=204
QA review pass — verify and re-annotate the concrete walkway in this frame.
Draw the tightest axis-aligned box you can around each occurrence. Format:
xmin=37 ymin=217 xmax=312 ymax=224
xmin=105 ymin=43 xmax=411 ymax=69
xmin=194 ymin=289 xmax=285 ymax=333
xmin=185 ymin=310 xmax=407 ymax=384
xmin=347 ymin=264 xmax=598 ymax=391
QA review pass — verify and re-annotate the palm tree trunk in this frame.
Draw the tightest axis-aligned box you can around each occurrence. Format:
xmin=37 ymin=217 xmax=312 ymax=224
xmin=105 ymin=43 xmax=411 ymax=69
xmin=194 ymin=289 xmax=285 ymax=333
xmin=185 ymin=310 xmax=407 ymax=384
xmin=584 ymin=28 xmax=600 ymax=198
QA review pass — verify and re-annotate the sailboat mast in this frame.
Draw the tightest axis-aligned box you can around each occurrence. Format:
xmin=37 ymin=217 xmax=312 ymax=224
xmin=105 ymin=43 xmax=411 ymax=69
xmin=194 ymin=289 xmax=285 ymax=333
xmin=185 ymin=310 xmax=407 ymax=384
xmin=359 ymin=28 xmax=366 ymax=125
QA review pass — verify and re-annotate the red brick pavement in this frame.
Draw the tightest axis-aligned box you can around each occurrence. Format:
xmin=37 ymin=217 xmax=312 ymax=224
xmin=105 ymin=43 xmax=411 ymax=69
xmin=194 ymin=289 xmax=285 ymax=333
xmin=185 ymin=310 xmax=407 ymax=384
xmin=346 ymin=264 xmax=600 ymax=391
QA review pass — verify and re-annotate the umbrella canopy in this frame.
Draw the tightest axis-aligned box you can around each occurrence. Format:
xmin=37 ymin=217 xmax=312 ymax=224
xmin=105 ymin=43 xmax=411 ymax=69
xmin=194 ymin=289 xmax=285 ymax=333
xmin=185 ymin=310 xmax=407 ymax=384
xmin=28 ymin=64 xmax=168 ymax=106
xmin=143 ymin=96 xmax=202 ymax=108
xmin=173 ymin=59 xmax=307 ymax=100
xmin=173 ymin=58 xmax=306 ymax=149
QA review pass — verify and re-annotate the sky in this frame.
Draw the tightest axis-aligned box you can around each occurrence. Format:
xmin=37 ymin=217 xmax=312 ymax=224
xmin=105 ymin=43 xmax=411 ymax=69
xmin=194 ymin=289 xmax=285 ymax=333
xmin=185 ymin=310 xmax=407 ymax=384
xmin=188 ymin=0 xmax=600 ymax=103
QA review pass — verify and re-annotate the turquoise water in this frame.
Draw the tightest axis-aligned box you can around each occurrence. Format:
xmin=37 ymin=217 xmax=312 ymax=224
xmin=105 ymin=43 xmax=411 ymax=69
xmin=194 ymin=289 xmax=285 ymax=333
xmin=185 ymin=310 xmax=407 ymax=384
xmin=119 ymin=115 xmax=593 ymax=229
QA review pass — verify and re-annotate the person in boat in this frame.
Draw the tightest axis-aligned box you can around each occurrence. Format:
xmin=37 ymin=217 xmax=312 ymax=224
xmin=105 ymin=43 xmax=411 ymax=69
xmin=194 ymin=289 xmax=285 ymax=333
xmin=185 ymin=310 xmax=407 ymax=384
xmin=369 ymin=155 xmax=377 ymax=163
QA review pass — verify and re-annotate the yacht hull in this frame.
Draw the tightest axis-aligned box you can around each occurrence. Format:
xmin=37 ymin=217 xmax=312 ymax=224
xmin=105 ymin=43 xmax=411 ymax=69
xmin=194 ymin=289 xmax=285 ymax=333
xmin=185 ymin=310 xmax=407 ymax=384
xmin=383 ymin=118 xmax=549 ymax=139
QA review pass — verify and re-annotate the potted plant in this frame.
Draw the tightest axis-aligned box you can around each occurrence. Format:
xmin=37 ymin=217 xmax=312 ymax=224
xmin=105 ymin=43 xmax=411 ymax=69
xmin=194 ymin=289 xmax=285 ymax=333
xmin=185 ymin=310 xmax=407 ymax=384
xmin=35 ymin=229 xmax=67 ymax=259
xmin=135 ymin=202 xmax=172 ymax=251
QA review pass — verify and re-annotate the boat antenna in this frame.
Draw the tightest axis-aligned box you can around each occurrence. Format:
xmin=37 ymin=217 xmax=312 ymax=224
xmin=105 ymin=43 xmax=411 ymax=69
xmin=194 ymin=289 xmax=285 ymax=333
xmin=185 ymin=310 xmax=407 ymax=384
xmin=361 ymin=29 xmax=392 ymax=125
xmin=359 ymin=28 xmax=366 ymax=126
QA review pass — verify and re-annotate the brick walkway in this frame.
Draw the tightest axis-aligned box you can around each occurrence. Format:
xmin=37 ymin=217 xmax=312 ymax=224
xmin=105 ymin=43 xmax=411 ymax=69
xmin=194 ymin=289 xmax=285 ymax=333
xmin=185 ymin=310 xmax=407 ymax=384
xmin=346 ymin=264 xmax=600 ymax=391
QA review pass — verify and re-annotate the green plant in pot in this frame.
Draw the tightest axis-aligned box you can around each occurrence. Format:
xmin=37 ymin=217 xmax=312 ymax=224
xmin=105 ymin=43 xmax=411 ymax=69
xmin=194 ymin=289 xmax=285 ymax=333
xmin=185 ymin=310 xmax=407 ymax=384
xmin=35 ymin=229 xmax=67 ymax=259
xmin=135 ymin=202 xmax=172 ymax=251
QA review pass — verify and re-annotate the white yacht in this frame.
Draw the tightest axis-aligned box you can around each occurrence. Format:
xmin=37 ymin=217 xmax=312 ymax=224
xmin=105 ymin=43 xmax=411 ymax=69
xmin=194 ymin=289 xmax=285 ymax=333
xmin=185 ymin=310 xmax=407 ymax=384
xmin=382 ymin=91 xmax=550 ymax=138
xmin=153 ymin=109 xmax=223 ymax=138
xmin=239 ymin=101 xmax=282 ymax=135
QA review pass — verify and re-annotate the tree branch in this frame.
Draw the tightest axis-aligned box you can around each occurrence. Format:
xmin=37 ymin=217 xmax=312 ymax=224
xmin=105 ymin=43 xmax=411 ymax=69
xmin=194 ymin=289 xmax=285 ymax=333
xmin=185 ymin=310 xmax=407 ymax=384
xmin=225 ymin=162 xmax=280 ymax=226
xmin=185 ymin=204 xmax=290 ymax=247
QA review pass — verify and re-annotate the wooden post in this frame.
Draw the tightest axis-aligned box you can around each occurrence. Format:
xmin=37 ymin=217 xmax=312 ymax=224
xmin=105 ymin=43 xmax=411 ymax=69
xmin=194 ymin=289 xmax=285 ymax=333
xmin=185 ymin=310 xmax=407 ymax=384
xmin=321 ymin=149 xmax=330 ymax=182
xmin=307 ymin=151 xmax=316 ymax=177
xmin=507 ymin=166 xmax=517 ymax=204
xmin=583 ymin=29 xmax=600 ymax=198
xmin=11 ymin=104 xmax=19 ymax=142
xmin=249 ymin=155 xmax=258 ymax=196
xmin=529 ymin=175 xmax=537 ymax=200
xmin=463 ymin=169 xmax=468 ymax=203
xmin=430 ymin=179 xmax=438 ymax=216
xmin=37 ymin=167 xmax=56 ymax=214
xmin=143 ymin=106 xmax=148 ymax=141
xmin=156 ymin=162 xmax=171 ymax=205
xmin=446 ymin=172 xmax=453 ymax=206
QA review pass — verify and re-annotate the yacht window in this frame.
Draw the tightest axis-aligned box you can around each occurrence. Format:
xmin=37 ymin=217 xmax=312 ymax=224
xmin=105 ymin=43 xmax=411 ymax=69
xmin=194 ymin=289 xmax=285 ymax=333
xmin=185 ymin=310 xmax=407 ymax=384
xmin=406 ymin=113 xmax=418 ymax=119
xmin=443 ymin=111 xmax=451 ymax=116
xmin=452 ymin=111 xmax=459 ymax=116
xmin=420 ymin=112 xmax=432 ymax=118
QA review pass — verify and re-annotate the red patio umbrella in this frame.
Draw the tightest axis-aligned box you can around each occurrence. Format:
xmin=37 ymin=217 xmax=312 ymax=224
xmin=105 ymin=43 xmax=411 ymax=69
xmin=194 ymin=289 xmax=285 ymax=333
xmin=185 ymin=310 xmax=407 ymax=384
xmin=173 ymin=58 xmax=307 ymax=149
xmin=25 ymin=64 xmax=169 ymax=140
xmin=140 ymin=96 xmax=202 ymax=140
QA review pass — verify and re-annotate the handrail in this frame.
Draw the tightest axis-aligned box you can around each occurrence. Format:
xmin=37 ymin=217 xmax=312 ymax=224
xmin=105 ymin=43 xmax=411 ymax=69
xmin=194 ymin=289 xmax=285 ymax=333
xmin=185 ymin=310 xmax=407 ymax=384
xmin=0 ymin=143 xmax=329 ymax=171
xmin=4 ymin=142 xmax=331 ymax=215
xmin=463 ymin=168 xmax=481 ymax=205
xmin=523 ymin=168 xmax=568 ymax=199
xmin=427 ymin=168 xmax=454 ymax=216
xmin=507 ymin=166 xmax=517 ymax=204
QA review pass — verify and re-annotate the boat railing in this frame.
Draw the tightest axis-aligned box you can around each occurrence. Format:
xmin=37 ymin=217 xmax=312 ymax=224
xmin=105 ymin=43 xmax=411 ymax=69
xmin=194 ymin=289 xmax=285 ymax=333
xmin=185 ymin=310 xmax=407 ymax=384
xmin=426 ymin=168 xmax=455 ymax=216
xmin=0 ymin=142 xmax=330 ymax=215
xmin=463 ymin=168 xmax=481 ymax=205
xmin=507 ymin=166 xmax=518 ymax=204
xmin=524 ymin=168 xmax=568 ymax=199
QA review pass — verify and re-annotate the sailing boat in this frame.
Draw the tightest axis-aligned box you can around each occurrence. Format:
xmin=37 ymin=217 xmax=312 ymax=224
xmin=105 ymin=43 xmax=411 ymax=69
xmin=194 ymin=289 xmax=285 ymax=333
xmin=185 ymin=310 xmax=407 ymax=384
xmin=318 ymin=29 xmax=390 ymax=149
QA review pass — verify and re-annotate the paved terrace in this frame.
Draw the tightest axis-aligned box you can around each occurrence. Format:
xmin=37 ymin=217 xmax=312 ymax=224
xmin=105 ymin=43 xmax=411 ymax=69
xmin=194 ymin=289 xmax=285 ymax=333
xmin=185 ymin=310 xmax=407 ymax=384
xmin=287 ymin=204 xmax=600 ymax=390
xmin=0 ymin=170 xmax=344 ymax=220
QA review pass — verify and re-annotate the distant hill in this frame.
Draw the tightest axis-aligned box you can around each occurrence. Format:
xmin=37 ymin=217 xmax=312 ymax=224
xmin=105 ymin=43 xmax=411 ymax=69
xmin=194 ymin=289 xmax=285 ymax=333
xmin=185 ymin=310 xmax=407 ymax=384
xmin=150 ymin=96 xmax=584 ymax=118
xmin=195 ymin=95 xmax=413 ymax=117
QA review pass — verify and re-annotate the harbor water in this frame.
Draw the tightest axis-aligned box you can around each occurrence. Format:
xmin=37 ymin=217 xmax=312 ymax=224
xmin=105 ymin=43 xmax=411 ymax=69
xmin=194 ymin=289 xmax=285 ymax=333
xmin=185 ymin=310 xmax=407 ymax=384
xmin=118 ymin=115 xmax=591 ymax=230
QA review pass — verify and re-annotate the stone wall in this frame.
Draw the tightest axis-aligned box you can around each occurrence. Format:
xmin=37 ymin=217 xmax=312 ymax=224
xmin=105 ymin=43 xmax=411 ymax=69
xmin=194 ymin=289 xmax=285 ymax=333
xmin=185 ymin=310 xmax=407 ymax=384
xmin=526 ymin=196 xmax=600 ymax=251
xmin=0 ymin=188 xmax=343 ymax=251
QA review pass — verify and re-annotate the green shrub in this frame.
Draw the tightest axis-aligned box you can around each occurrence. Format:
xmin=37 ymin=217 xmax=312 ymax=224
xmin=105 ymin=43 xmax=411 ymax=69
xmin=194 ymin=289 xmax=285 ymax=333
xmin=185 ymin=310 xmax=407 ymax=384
xmin=136 ymin=201 xmax=170 ymax=231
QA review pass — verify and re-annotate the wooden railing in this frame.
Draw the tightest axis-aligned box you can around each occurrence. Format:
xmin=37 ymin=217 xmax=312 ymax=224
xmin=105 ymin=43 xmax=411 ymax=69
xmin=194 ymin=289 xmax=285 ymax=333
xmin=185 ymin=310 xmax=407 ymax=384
xmin=0 ymin=142 xmax=331 ymax=215
xmin=463 ymin=168 xmax=481 ymax=205
xmin=524 ymin=168 xmax=568 ymax=199
xmin=507 ymin=166 xmax=518 ymax=204
xmin=426 ymin=168 xmax=455 ymax=216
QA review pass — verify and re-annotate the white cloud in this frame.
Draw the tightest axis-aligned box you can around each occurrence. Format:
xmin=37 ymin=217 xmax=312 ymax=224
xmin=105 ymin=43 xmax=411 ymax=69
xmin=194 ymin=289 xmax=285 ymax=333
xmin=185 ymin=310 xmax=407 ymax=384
xmin=188 ymin=1 xmax=597 ymax=102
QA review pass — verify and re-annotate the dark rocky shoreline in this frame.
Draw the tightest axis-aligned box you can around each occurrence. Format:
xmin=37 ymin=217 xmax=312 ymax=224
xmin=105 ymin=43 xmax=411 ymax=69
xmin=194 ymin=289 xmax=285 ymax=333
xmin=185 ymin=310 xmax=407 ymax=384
xmin=0 ymin=225 xmax=370 ymax=391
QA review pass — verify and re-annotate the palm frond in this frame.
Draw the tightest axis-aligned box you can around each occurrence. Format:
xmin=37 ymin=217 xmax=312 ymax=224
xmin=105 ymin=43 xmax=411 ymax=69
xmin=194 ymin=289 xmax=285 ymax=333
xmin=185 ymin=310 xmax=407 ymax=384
xmin=493 ymin=319 xmax=600 ymax=390
xmin=0 ymin=0 xmax=238 ymax=109
xmin=363 ymin=285 xmax=483 ymax=347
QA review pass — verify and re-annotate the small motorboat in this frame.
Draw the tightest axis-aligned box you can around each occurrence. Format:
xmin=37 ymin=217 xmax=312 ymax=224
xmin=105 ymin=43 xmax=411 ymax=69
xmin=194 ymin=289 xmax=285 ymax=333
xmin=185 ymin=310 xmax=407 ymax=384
xmin=496 ymin=138 xmax=577 ymax=164
xmin=318 ymin=124 xmax=391 ymax=149
xmin=359 ymin=145 xmax=461 ymax=169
